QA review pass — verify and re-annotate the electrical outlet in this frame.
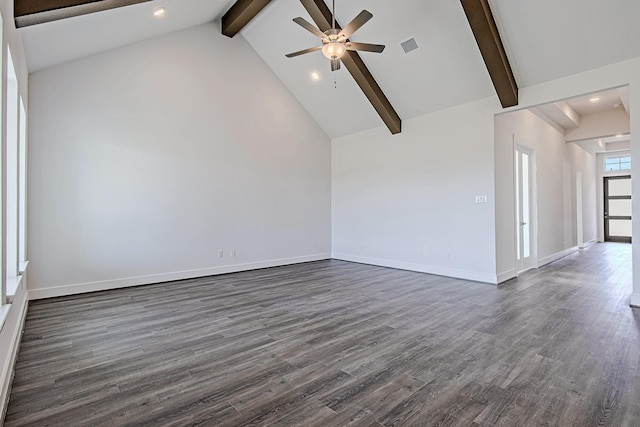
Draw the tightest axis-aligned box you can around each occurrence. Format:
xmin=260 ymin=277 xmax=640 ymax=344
xmin=231 ymin=249 xmax=237 ymax=257
xmin=475 ymin=195 xmax=488 ymax=204
xmin=217 ymin=250 xmax=224 ymax=259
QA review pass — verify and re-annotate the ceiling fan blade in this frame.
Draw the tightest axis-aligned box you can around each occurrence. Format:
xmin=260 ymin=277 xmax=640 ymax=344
xmin=331 ymin=59 xmax=341 ymax=72
xmin=285 ymin=45 xmax=323 ymax=58
xmin=293 ymin=17 xmax=328 ymax=40
xmin=338 ymin=10 xmax=373 ymax=39
xmin=345 ymin=42 xmax=385 ymax=53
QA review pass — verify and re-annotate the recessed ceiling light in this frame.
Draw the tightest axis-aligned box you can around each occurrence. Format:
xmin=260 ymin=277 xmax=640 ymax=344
xmin=311 ymin=72 xmax=320 ymax=80
xmin=153 ymin=7 xmax=166 ymax=17
xmin=616 ymin=134 xmax=623 ymax=138
xmin=589 ymin=97 xmax=600 ymax=103
xmin=613 ymin=103 xmax=621 ymax=108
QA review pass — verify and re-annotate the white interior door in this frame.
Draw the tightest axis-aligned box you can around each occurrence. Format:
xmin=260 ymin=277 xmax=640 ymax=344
xmin=516 ymin=145 xmax=536 ymax=272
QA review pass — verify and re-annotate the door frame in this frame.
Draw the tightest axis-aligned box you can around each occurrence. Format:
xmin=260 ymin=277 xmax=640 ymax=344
xmin=514 ymin=143 xmax=538 ymax=274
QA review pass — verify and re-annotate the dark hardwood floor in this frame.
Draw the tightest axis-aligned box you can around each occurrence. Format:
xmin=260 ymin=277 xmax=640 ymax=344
xmin=4 ymin=243 xmax=639 ymax=426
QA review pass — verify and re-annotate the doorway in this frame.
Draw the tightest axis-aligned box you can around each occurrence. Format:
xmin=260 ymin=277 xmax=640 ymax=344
xmin=515 ymin=145 xmax=536 ymax=272
xmin=604 ymin=175 xmax=632 ymax=243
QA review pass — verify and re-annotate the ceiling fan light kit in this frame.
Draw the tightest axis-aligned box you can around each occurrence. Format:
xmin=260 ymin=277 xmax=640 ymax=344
xmin=322 ymin=41 xmax=346 ymax=60
xmin=285 ymin=0 xmax=385 ymax=71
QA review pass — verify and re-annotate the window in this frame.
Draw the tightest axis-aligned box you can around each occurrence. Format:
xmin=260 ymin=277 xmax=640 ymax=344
xmin=0 ymin=12 xmax=7 ymax=323
xmin=5 ymin=48 xmax=20 ymax=298
xmin=605 ymin=155 xmax=631 ymax=172
xmin=0 ymin=17 xmax=29 ymax=330
xmin=19 ymin=97 xmax=27 ymax=268
xmin=6 ymin=49 xmax=19 ymax=279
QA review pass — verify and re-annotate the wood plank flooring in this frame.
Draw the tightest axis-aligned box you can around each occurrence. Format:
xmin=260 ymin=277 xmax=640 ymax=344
xmin=4 ymin=243 xmax=639 ymax=426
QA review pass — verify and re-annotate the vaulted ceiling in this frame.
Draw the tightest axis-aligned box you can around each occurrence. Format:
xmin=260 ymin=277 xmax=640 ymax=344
xmin=16 ymin=0 xmax=640 ymax=138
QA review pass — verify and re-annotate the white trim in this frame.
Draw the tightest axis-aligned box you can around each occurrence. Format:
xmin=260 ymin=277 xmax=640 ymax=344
xmin=631 ymin=293 xmax=640 ymax=308
xmin=583 ymin=239 xmax=597 ymax=248
xmin=18 ymin=260 xmax=29 ymax=275
xmin=538 ymin=246 xmax=579 ymax=267
xmin=332 ymin=253 xmax=497 ymax=284
xmin=577 ymin=171 xmax=584 ymax=249
xmin=497 ymin=269 xmax=518 ymax=284
xmin=517 ymin=266 xmax=536 ymax=275
xmin=0 ymin=306 xmax=10 ymax=331
xmin=0 ymin=289 xmax=28 ymax=422
xmin=28 ymin=254 xmax=331 ymax=300
xmin=6 ymin=275 xmax=23 ymax=302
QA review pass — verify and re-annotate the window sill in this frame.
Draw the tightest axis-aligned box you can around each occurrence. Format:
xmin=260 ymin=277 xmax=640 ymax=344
xmin=6 ymin=275 xmax=23 ymax=302
xmin=5 ymin=260 xmax=29 ymax=302
xmin=2 ymin=261 xmax=28 ymax=327
xmin=0 ymin=303 xmax=10 ymax=331
xmin=19 ymin=260 xmax=29 ymax=275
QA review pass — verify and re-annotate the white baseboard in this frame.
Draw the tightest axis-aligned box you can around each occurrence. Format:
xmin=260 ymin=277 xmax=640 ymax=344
xmin=28 ymin=254 xmax=331 ymax=300
xmin=0 ymin=283 xmax=29 ymax=422
xmin=332 ymin=253 xmax=497 ymax=284
xmin=538 ymin=246 xmax=579 ymax=267
xmin=496 ymin=269 xmax=517 ymax=284
xmin=579 ymin=239 xmax=597 ymax=249
xmin=631 ymin=293 xmax=640 ymax=308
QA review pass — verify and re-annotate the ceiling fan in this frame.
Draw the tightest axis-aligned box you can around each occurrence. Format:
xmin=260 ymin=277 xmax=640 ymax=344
xmin=285 ymin=0 xmax=385 ymax=72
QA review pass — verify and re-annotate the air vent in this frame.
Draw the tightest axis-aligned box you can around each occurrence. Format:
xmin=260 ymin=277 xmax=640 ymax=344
xmin=400 ymin=37 xmax=419 ymax=54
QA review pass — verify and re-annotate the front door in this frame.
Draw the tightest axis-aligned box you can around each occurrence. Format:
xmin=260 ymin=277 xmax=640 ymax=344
xmin=604 ymin=175 xmax=632 ymax=243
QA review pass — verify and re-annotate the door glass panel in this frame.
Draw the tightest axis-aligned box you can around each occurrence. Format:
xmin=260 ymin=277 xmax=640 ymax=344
xmin=608 ymin=178 xmax=631 ymax=196
xmin=515 ymin=151 xmax=521 ymax=260
xmin=609 ymin=199 xmax=632 ymax=217
xmin=522 ymin=153 xmax=530 ymax=258
xmin=609 ymin=219 xmax=632 ymax=237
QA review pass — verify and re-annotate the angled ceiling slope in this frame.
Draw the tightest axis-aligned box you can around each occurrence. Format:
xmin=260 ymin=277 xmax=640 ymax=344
xmin=15 ymin=0 xmax=151 ymax=27
xmin=460 ymin=0 xmax=518 ymax=108
xmin=222 ymin=0 xmax=401 ymax=135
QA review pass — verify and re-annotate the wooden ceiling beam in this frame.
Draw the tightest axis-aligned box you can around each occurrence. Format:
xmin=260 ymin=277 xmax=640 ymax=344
xmin=460 ymin=0 xmax=518 ymax=108
xmin=221 ymin=0 xmax=273 ymax=38
xmin=300 ymin=0 xmax=401 ymax=134
xmin=15 ymin=0 xmax=152 ymax=27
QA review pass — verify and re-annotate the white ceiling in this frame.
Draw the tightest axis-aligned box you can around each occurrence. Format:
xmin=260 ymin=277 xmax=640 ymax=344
xmin=564 ymin=88 xmax=627 ymax=117
xmin=18 ymin=0 xmax=640 ymax=138
xmin=19 ymin=0 xmax=237 ymax=72
xmin=530 ymin=87 xmax=631 ymax=155
xmin=489 ymin=0 xmax=640 ymax=88
xmin=241 ymin=0 xmax=495 ymax=137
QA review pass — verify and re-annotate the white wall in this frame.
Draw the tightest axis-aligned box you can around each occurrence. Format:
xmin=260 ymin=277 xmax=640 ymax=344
xmin=570 ymin=143 xmax=598 ymax=246
xmin=27 ymin=23 xmax=332 ymax=298
xmin=494 ymin=108 xmax=597 ymax=279
xmin=332 ymin=97 xmax=500 ymax=283
xmin=0 ymin=0 xmax=30 ymax=418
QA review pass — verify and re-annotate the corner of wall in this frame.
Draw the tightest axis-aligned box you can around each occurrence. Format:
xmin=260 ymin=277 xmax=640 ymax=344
xmin=496 ymin=270 xmax=517 ymax=284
